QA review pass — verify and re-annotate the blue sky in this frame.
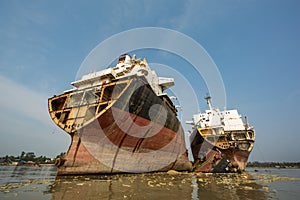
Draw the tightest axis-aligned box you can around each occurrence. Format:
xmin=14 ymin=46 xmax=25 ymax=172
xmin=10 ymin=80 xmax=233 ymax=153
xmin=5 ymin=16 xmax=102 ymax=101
xmin=0 ymin=0 xmax=299 ymax=162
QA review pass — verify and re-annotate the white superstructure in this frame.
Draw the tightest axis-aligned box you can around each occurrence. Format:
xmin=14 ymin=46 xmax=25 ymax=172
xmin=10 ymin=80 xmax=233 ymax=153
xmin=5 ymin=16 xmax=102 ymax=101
xmin=70 ymin=54 xmax=174 ymax=95
xmin=187 ymin=96 xmax=253 ymax=132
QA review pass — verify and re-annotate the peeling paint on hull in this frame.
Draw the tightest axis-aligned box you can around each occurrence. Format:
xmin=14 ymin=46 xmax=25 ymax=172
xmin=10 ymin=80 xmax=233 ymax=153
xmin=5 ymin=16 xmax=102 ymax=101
xmin=49 ymin=77 xmax=192 ymax=175
xmin=191 ymin=130 xmax=253 ymax=173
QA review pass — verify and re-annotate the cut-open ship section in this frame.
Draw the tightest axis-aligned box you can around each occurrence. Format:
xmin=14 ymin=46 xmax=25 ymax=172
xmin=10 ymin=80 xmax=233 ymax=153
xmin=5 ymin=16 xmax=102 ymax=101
xmin=48 ymin=79 xmax=130 ymax=134
xmin=47 ymin=54 xmax=193 ymax=175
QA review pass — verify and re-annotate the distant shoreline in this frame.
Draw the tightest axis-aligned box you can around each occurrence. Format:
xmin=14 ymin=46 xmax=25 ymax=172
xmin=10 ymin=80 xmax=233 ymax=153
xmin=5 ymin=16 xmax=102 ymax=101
xmin=1 ymin=164 xmax=299 ymax=170
xmin=0 ymin=163 xmax=56 ymax=167
xmin=247 ymin=166 xmax=300 ymax=169
xmin=247 ymin=162 xmax=300 ymax=169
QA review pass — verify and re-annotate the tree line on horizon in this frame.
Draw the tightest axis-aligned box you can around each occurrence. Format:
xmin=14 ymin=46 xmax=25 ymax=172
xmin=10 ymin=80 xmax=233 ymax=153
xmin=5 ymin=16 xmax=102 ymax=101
xmin=248 ymin=161 xmax=300 ymax=168
xmin=0 ymin=151 xmax=65 ymax=164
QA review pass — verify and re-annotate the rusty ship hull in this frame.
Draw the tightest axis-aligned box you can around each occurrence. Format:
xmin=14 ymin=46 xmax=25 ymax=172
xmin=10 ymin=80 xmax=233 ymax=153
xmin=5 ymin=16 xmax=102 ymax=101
xmin=49 ymin=76 xmax=192 ymax=175
xmin=187 ymin=96 xmax=255 ymax=173
xmin=191 ymin=128 xmax=255 ymax=173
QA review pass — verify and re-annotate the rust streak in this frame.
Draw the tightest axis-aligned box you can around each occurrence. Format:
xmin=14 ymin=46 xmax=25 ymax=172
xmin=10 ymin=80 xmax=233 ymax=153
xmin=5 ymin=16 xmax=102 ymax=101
xmin=72 ymin=135 xmax=81 ymax=166
xmin=110 ymin=133 xmax=127 ymax=173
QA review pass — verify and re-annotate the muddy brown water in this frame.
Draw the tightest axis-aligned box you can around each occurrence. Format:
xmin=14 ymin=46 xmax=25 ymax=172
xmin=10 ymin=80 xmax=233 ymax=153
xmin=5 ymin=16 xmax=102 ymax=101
xmin=0 ymin=166 xmax=299 ymax=199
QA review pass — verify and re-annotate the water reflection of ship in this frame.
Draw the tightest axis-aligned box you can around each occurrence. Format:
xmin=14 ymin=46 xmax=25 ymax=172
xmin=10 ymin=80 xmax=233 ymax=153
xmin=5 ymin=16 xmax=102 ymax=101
xmin=50 ymin=174 xmax=194 ymax=199
xmin=49 ymin=173 xmax=268 ymax=200
xmin=187 ymin=96 xmax=255 ymax=173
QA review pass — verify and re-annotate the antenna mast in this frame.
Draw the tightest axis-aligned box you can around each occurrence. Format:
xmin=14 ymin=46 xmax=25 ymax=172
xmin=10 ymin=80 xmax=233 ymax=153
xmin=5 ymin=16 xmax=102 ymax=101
xmin=205 ymin=95 xmax=213 ymax=110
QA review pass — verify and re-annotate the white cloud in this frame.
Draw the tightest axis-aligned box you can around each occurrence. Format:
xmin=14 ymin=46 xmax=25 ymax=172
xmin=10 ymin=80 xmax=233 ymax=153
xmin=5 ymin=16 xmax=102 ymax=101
xmin=0 ymin=75 xmax=70 ymax=157
xmin=0 ymin=75 xmax=52 ymax=126
xmin=167 ymin=0 xmax=241 ymax=32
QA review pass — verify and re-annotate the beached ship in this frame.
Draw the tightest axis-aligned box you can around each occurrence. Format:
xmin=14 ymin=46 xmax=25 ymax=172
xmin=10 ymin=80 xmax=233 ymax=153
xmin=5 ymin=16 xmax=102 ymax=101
xmin=48 ymin=54 xmax=192 ymax=175
xmin=187 ymin=96 xmax=255 ymax=172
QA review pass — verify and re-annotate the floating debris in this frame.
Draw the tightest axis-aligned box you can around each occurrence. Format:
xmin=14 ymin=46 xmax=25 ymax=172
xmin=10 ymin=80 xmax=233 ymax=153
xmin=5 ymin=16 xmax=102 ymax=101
xmin=167 ymin=170 xmax=180 ymax=175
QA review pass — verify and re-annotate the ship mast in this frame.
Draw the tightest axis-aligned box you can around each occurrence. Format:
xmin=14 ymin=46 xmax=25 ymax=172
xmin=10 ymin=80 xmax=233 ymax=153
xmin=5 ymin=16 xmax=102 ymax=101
xmin=205 ymin=95 xmax=213 ymax=110
xmin=244 ymin=116 xmax=249 ymax=130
